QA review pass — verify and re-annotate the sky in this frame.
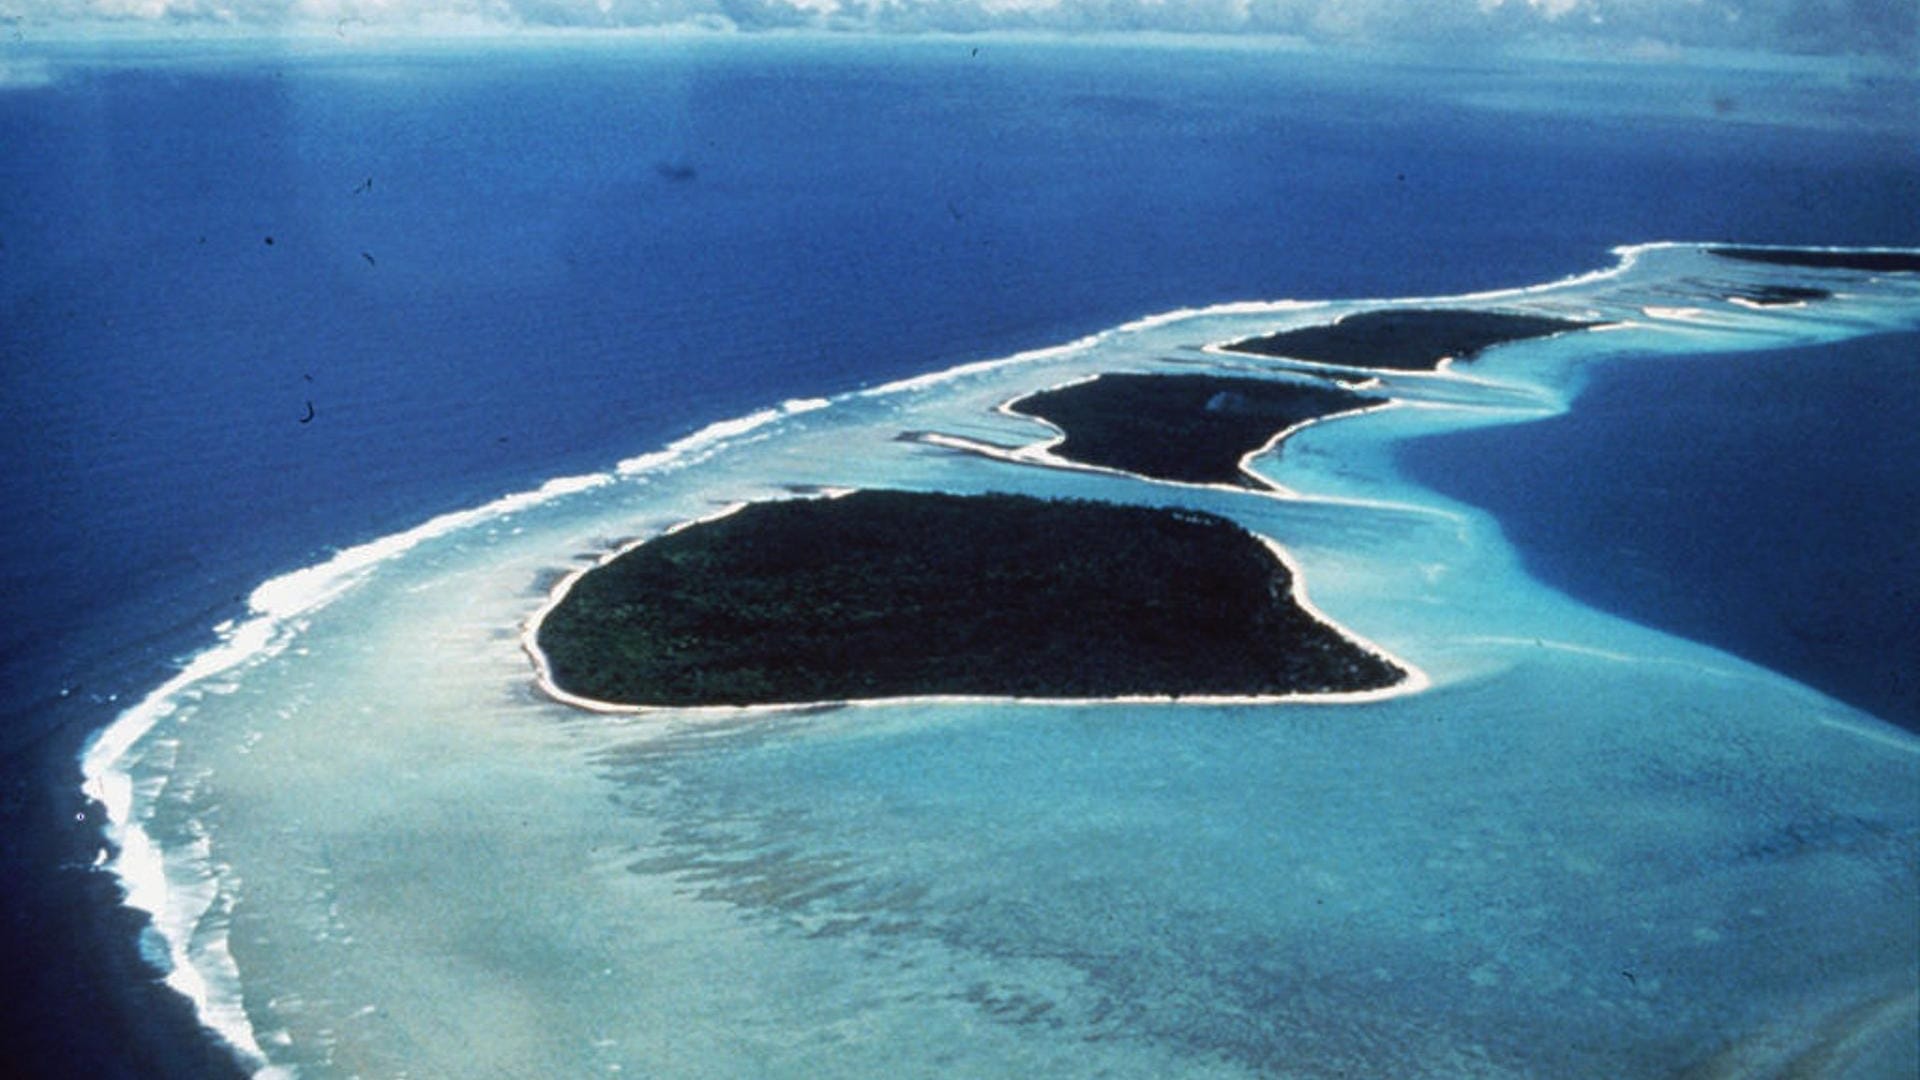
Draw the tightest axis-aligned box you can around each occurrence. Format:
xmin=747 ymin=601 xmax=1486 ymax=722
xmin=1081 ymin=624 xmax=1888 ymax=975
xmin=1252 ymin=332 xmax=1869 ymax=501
xmin=0 ymin=0 xmax=1914 ymax=59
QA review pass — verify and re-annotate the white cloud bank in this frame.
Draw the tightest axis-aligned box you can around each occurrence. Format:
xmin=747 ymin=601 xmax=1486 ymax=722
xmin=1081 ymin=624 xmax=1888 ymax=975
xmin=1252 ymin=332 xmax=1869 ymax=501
xmin=2 ymin=0 xmax=1913 ymax=59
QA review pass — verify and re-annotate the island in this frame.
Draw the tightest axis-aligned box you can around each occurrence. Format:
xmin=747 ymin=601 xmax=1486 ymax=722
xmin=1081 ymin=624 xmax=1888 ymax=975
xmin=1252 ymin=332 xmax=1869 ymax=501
xmin=1707 ymin=247 xmax=1920 ymax=273
xmin=1220 ymin=308 xmax=1600 ymax=370
xmin=534 ymin=489 xmax=1406 ymax=707
xmin=1007 ymin=372 xmax=1384 ymax=487
xmin=1724 ymin=284 xmax=1832 ymax=306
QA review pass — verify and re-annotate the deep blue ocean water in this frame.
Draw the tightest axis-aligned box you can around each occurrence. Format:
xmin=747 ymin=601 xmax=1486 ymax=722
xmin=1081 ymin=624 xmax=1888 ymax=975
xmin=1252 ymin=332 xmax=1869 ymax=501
xmin=5 ymin=38 xmax=1918 ymax=751
xmin=1403 ymin=331 xmax=1920 ymax=733
xmin=1 ymin=35 xmax=1916 ymax=1077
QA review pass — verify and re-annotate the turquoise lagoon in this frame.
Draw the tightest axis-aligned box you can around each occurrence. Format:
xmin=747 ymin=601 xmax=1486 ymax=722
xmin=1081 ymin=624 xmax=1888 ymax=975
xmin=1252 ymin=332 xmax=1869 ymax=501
xmin=87 ymin=243 xmax=1919 ymax=1077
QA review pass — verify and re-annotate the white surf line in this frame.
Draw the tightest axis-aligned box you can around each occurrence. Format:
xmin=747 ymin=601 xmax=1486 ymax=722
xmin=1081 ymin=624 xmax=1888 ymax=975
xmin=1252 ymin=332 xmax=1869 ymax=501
xmin=1231 ymin=397 xmax=1406 ymax=486
xmin=906 ymin=402 xmax=1481 ymax=526
xmin=1253 ymin=533 xmax=1433 ymax=702
xmin=1194 ymin=318 xmax=1610 ymax=418
xmin=891 ymin=370 xmax=1291 ymax=497
xmin=1204 ymin=308 xmax=1612 ymax=383
xmin=1112 ymin=297 xmax=1329 ymax=335
xmin=523 ymin=496 xmax=772 ymax=717
xmin=977 ymin=357 xmax=1551 ymax=516
xmin=1446 ymin=240 xmax=1658 ymax=305
xmin=531 ymin=679 xmax=1431 ymax=722
xmin=85 ymin=239 xmax=1919 ymax=1073
xmin=1726 ymin=296 xmax=1818 ymax=312
xmin=1128 ymin=244 xmax=1645 ymax=339
xmin=852 ymin=332 xmax=1107 ymax=399
xmin=884 ymin=243 xmax=1647 ymax=404
xmin=866 ymin=240 xmax=1911 ymax=435
xmin=998 ymin=368 xmax=1403 ymax=498
xmin=1639 ymin=305 xmax=1731 ymax=323
xmin=521 ymin=496 xmax=1430 ymax=719
xmin=77 ymin=402 xmax=843 ymax=1078
xmin=993 ymin=371 xmax=1310 ymax=497
xmin=1701 ymin=242 xmax=1920 ymax=258
xmin=78 ymin=617 xmax=292 ymax=1078
xmin=1136 ymin=243 xmax=1913 ymax=369
xmin=1180 ymin=239 xmax=1920 ymax=391
xmin=78 ymin=469 xmax=636 ymax=1079
xmin=1814 ymin=715 xmax=1920 ymax=755
xmin=615 ymin=396 xmax=829 ymax=476
xmin=1160 ymin=350 xmax=1390 ymax=394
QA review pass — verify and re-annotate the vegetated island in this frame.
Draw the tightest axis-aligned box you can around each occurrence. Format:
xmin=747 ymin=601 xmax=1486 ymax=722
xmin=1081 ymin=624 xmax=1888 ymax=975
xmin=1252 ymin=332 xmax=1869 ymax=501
xmin=1707 ymin=247 xmax=1920 ymax=274
xmin=1006 ymin=372 xmax=1383 ymax=488
xmin=1724 ymin=284 xmax=1832 ymax=306
xmin=1220 ymin=308 xmax=1601 ymax=371
xmin=535 ymin=489 xmax=1406 ymax=707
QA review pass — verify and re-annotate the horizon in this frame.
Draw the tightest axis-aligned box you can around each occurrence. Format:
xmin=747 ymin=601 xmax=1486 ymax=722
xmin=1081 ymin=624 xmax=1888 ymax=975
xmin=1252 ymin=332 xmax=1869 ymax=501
xmin=3 ymin=13 xmax=1916 ymax=1078
xmin=3 ymin=0 xmax=1915 ymax=63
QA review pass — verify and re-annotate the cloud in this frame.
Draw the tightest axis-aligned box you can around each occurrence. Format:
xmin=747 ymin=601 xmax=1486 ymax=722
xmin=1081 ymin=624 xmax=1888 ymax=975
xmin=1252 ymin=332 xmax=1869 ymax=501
xmin=2 ymin=0 xmax=1912 ymax=59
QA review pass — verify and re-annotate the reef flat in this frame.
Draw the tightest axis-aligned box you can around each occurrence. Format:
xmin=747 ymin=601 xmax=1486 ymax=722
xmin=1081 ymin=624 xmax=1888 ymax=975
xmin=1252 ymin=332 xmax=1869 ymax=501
xmin=82 ymin=239 xmax=1920 ymax=1080
xmin=534 ymin=489 xmax=1404 ymax=707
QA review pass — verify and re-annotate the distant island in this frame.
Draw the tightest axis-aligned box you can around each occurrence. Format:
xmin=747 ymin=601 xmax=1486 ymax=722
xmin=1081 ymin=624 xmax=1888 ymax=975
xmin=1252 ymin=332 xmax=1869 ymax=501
xmin=534 ymin=490 xmax=1406 ymax=707
xmin=1007 ymin=372 xmax=1383 ymax=488
xmin=1724 ymin=284 xmax=1832 ymax=306
xmin=1220 ymin=308 xmax=1600 ymax=370
xmin=1707 ymin=247 xmax=1920 ymax=274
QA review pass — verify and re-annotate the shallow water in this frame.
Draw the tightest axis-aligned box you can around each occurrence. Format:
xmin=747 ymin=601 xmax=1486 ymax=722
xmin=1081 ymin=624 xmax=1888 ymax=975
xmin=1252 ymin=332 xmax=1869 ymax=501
xmin=88 ymin=243 xmax=1920 ymax=1077
xmin=1403 ymin=329 xmax=1920 ymax=732
xmin=9 ymin=33 xmax=1920 ymax=1077
xmin=8 ymin=34 xmax=1919 ymax=748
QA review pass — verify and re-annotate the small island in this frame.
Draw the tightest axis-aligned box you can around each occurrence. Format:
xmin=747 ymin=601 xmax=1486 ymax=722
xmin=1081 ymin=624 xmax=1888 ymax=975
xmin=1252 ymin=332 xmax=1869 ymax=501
xmin=534 ymin=490 xmax=1405 ymax=707
xmin=1707 ymin=247 xmax=1920 ymax=274
xmin=1724 ymin=284 xmax=1832 ymax=306
xmin=1221 ymin=308 xmax=1600 ymax=370
xmin=1007 ymin=372 xmax=1383 ymax=487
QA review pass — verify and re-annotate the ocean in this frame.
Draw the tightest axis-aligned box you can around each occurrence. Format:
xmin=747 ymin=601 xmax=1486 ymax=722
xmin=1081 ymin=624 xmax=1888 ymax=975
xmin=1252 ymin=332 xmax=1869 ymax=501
xmin=1404 ymin=329 xmax=1920 ymax=734
xmin=1 ymin=33 xmax=1916 ymax=1078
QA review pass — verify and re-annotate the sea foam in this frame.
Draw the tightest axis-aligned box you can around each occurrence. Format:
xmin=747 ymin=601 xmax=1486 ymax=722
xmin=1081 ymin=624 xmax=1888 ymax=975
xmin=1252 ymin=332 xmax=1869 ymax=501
xmin=79 ymin=241 xmax=1920 ymax=1076
xmin=77 ymin=412 xmax=798 ymax=1074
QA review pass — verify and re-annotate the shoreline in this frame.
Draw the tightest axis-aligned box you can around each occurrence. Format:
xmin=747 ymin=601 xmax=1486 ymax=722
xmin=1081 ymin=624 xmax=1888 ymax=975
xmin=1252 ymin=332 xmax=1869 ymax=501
xmin=521 ymin=492 xmax=1431 ymax=717
xmin=1400 ymin=326 xmax=1920 ymax=736
xmin=72 ymin=238 xmax=1920 ymax=1076
xmin=527 ymin=490 xmax=1417 ymax=710
xmin=898 ymin=394 xmax=1401 ymax=503
xmin=1000 ymin=371 xmax=1390 ymax=490
xmin=2 ymin=719 xmax=253 ymax=1080
xmin=1217 ymin=308 xmax=1606 ymax=372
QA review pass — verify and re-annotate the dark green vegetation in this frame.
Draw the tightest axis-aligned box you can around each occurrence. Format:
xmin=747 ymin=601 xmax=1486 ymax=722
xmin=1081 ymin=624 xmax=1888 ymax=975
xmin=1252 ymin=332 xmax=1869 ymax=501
xmin=1007 ymin=373 xmax=1382 ymax=488
xmin=537 ymin=490 xmax=1404 ymax=707
xmin=1708 ymin=247 xmax=1920 ymax=274
xmin=1222 ymin=309 xmax=1600 ymax=370
xmin=1726 ymin=284 xmax=1832 ymax=306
